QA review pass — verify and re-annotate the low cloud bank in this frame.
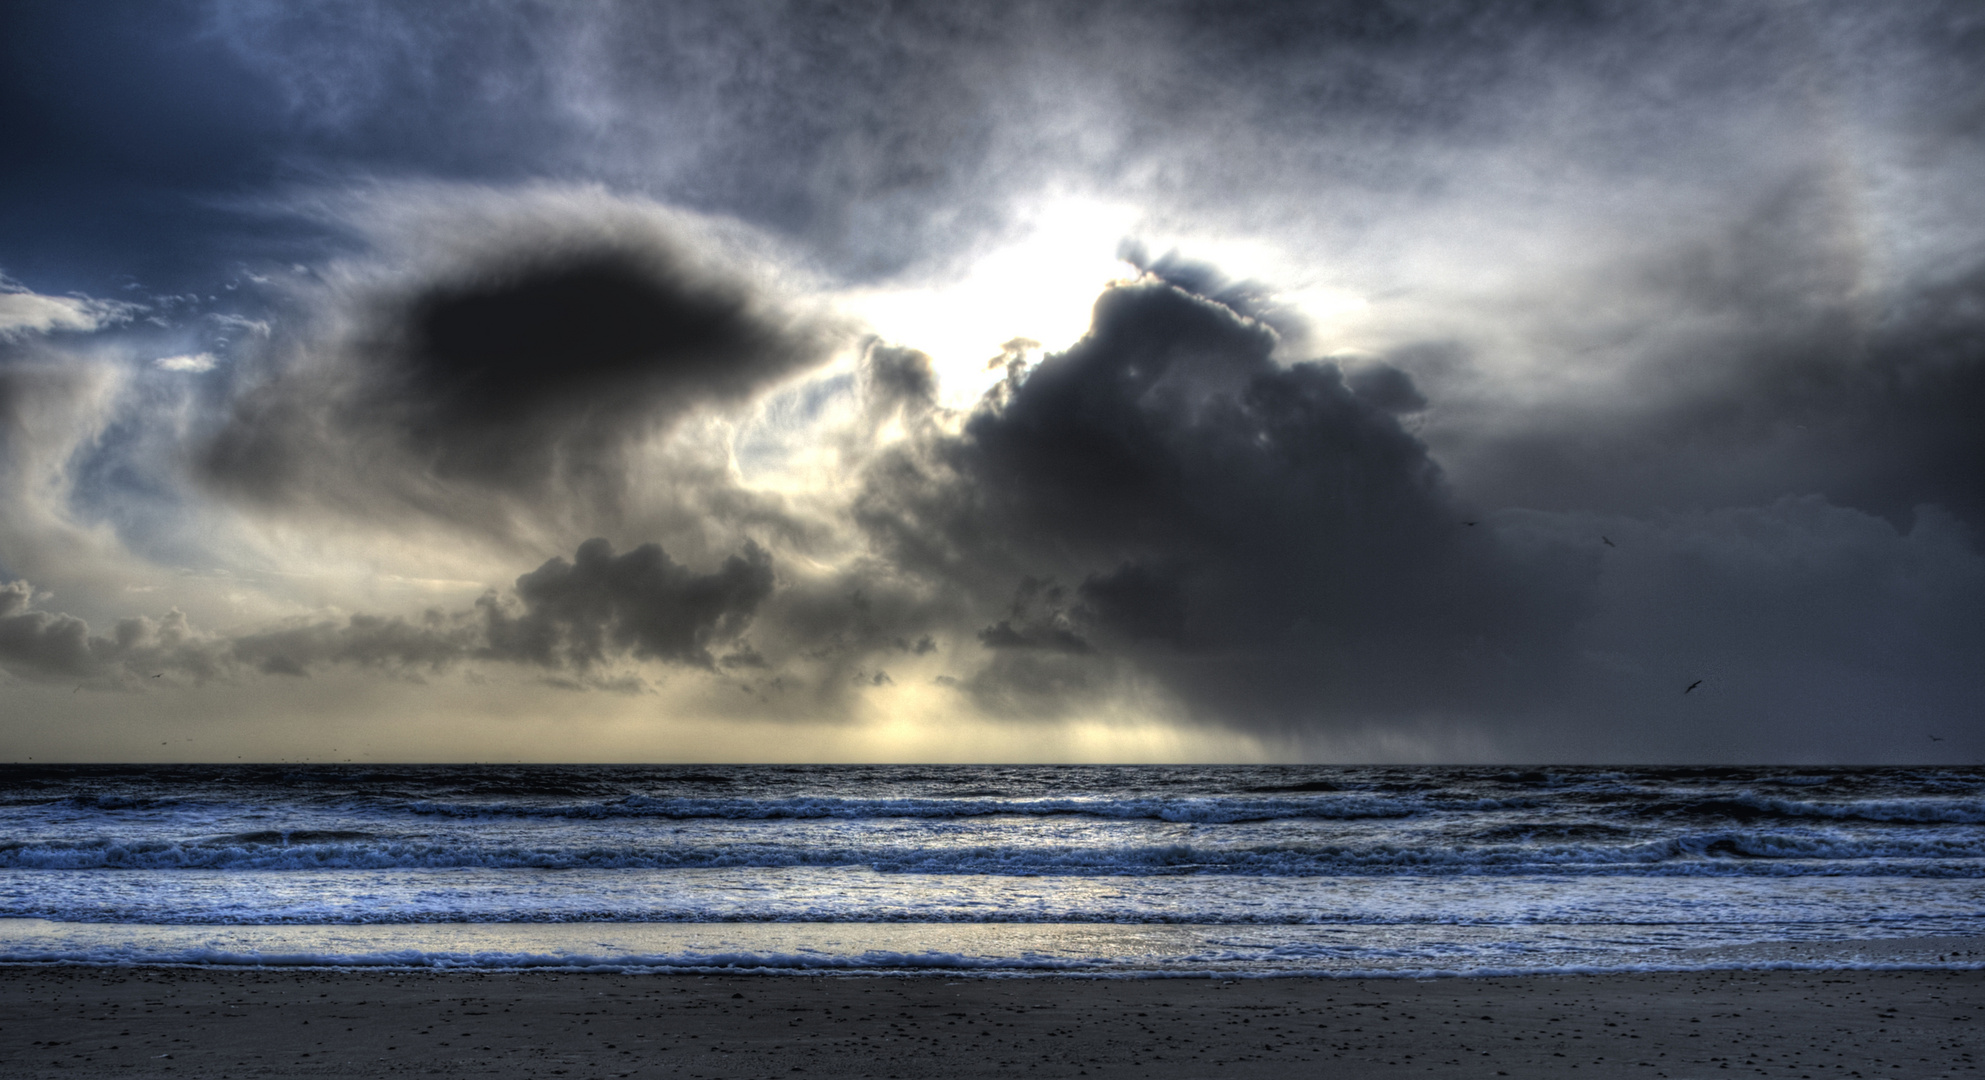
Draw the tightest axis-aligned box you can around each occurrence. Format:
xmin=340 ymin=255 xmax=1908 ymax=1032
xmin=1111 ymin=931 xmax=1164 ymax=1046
xmin=0 ymin=537 xmax=775 ymax=688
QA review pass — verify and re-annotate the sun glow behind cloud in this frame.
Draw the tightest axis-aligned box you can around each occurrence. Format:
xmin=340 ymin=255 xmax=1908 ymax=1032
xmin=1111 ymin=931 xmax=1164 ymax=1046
xmin=840 ymin=198 xmax=1143 ymax=408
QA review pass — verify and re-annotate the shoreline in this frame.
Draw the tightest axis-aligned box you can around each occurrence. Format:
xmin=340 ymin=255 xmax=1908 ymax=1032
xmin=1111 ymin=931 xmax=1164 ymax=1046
xmin=4 ymin=919 xmax=1981 ymax=978
xmin=3 ymin=965 xmax=1980 ymax=1078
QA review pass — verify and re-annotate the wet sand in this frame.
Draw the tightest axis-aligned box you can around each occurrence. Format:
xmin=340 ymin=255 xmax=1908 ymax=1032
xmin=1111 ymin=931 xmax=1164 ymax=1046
xmin=1 ymin=966 xmax=1979 ymax=1079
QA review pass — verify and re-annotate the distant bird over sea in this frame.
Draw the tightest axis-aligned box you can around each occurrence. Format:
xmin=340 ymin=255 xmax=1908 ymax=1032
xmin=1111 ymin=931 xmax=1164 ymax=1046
xmin=1602 ymin=536 xmax=1616 ymax=547
xmin=1684 ymin=680 xmax=1703 ymax=694
xmin=1930 ymin=735 xmax=1945 ymax=742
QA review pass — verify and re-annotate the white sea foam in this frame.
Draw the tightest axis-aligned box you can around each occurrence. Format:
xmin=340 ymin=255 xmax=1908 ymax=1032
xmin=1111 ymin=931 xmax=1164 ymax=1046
xmin=1 ymin=920 xmax=1980 ymax=978
xmin=2 ymin=833 xmax=1980 ymax=874
xmin=4 ymin=868 xmax=1981 ymax=930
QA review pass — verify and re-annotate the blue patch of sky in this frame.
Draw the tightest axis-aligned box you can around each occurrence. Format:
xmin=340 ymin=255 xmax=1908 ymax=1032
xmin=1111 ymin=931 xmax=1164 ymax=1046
xmin=60 ymin=374 xmax=217 ymax=575
xmin=731 ymin=371 xmax=857 ymax=480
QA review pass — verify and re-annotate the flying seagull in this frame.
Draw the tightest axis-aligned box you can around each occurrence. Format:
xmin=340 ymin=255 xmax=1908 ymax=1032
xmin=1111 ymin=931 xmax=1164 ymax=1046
xmin=1684 ymin=679 xmax=1703 ymax=694
xmin=1929 ymin=735 xmax=1945 ymax=742
xmin=1462 ymin=521 xmax=1478 ymax=527
xmin=1602 ymin=536 xmax=1616 ymax=547
xmin=152 ymin=673 xmax=163 ymax=678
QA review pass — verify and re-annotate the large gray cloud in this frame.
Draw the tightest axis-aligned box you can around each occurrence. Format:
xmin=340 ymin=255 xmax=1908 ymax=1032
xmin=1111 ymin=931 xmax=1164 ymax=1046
xmin=834 ymin=270 xmax=1984 ymax=751
xmin=0 ymin=580 xmax=224 ymax=683
xmin=198 ymin=198 xmax=841 ymax=539
xmin=481 ymin=537 xmax=773 ymax=672
xmin=853 ymin=277 xmax=1581 ymax=730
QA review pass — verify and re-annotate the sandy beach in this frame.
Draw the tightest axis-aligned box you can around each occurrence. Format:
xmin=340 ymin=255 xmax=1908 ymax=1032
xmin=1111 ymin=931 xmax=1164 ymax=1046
xmin=1 ymin=965 xmax=1979 ymax=1079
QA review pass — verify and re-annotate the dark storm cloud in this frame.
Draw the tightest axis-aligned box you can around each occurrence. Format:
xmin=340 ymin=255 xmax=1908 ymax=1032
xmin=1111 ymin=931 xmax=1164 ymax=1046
xmin=841 ymin=269 xmax=1983 ymax=746
xmin=392 ymin=253 xmax=814 ymax=490
xmin=856 ymin=279 xmax=1578 ymax=728
xmin=199 ymin=208 xmax=838 ymax=531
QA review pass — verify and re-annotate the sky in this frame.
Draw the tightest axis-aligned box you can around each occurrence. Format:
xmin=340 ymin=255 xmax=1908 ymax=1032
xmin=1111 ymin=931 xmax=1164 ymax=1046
xmin=1 ymin=0 xmax=1981 ymax=764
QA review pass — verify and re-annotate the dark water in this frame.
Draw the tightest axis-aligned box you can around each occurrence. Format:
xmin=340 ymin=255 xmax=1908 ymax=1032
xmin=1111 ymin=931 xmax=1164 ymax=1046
xmin=1 ymin=764 xmax=1981 ymax=974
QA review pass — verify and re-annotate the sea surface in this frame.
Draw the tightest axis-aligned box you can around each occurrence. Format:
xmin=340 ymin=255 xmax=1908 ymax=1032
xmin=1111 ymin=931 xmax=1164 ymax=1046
xmin=2 ymin=764 xmax=1982 ymax=976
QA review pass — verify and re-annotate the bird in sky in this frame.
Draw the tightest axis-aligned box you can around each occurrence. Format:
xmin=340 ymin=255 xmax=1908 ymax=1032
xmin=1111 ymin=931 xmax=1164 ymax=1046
xmin=1684 ymin=679 xmax=1703 ymax=694
xmin=1929 ymin=735 xmax=1945 ymax=742
xmin=1602 ymin=536 xmax=1616 ymax=547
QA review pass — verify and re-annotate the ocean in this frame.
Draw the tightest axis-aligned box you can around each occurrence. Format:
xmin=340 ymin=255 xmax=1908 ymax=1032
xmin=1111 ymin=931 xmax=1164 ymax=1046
xmin=2 ymin=764 xmax=1981 ymax=977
